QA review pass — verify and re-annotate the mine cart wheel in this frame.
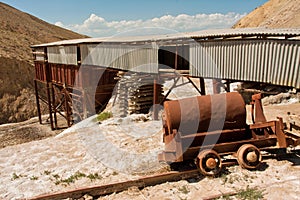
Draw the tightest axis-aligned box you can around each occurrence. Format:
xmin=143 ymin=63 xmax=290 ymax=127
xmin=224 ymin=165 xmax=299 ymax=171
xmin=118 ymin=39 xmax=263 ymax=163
xmin=237 ymin=144 xmax=262 ymax=169
xmin=197 ymin=150 xmax=222 ymax=176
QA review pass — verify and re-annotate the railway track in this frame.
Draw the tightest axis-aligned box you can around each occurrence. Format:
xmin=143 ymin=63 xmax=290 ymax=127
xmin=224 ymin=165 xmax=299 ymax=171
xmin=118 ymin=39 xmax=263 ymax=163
xmin=30 ymin=160 xmax=237 ymax=200
xmin=28 ymin=151 xmax=300 ymax=200
xmin=30 ymin=169 xmax=200 ymax=200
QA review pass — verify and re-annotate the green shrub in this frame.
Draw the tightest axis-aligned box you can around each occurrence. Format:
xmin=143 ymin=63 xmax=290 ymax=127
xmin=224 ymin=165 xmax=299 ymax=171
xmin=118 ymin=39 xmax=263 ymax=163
xmin=236 ymin=186 xmax=264 ymax=200
xmin=87 ymin=173 xmax=102 ymax=181
xmin=97 ymin=111 xmax=113 ymax=122
xmin=11 ymin=173 xmax=21 ymax=180
xmin=30 ymin=176 xmax=38 ymax=180
xmin=178 ymin=185 xmax=190 ymax=194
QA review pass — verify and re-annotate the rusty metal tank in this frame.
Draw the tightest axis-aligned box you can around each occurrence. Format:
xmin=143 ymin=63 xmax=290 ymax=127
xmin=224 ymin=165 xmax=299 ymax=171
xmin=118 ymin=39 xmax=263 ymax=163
xmin=163 ymin=92 xmax=246 ymax=135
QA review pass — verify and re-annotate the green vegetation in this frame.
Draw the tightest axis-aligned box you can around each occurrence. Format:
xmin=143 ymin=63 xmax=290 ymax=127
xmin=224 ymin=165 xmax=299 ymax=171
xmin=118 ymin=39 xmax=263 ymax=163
xmin=30 ymin=176 xmax=38 ymax=180
xmin=178 ymin=185 xmax=190 ymax=194
xmin=11 ymin=170 xmax=103 ymax=186
xmin=216 ymin=186 xmax=264 ymax=200
xmin=52 ymin=174 xmax=60 ymax=180
xmin=87 ymin=173 xmax=102 ymax=180
xmin=112 ymin=171 xmax=119 ymax=176
xmin=96 ymin=111 xmax=113 ymax=122
xmin=221 ymin=174 xmax=239 ymax=185
xmin=11 ymin=173 xmax=21 ymax=180
xmin=43 ymin=170 xmax=51 ymax=175
xmin=236 ymin=186 xmax=264 ymax=200
xmin=52 ymin=171 xmax=102 ymax=186
xmin=221 ymin=173 xmax=257 ymax=185
xmin=216 ymin=194 xmax=232 ymax=200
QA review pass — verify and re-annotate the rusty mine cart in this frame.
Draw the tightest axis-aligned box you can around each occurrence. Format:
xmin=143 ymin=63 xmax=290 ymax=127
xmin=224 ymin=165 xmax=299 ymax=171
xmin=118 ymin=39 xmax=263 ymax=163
xmin=158 ymin=92 xmax=300 ymax=176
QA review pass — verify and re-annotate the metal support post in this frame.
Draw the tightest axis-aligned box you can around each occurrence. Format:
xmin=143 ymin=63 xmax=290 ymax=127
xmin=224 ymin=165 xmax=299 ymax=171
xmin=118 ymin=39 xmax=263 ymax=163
xmin=34 ymin=80 xmax=42 ymax=124
xmin=46 ymin=82 xmax=54 ymax=130
xmin=153 ymin=77 xmax=159 ymax=120
xmin=199 ymin=77 xmax=206 ymax=95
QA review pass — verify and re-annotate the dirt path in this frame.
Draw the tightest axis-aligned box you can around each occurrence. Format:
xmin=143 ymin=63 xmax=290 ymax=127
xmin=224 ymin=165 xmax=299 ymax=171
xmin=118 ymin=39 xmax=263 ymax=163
xmin=0 ymin=115 xmax=65 ymax=149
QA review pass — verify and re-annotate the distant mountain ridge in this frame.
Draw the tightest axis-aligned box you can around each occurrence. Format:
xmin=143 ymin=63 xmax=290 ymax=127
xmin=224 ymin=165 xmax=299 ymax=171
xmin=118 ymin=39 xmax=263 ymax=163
xmin=0 ymin=2 xmax=88 ymax=61
xmin=0 ymin=2 xmax=88 ymax=124
xmin=233 ymin=0 xmax=300 ymax=28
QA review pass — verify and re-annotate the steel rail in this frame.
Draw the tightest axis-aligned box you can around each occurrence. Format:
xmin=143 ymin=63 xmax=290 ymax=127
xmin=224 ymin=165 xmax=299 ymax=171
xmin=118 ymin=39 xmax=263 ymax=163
xmin=30 ymin=169 xmax=201 ymax=200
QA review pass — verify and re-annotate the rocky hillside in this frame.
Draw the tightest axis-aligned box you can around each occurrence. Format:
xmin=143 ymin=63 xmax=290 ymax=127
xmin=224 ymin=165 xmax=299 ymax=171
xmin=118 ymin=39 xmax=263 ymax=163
xmin=0 ymin=2 xmax=87 ymax=124
xmin=233 ymin=0 xmax=300 ymax=28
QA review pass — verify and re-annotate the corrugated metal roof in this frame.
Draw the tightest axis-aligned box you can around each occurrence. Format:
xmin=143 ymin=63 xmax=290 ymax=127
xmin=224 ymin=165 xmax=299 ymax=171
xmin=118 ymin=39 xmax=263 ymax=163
xmin=31 ymin=28 xmax=300 ymax=48
xmin=186 ymin=28 xmax=300 ymax=38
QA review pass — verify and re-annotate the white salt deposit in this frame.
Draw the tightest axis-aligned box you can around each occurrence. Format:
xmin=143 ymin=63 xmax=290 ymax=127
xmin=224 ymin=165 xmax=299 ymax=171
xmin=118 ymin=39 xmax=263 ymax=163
xmin=0 ymin=114 xmax=165 ymax=199
xmin=0 ymin=95 xmax=299 ymax=199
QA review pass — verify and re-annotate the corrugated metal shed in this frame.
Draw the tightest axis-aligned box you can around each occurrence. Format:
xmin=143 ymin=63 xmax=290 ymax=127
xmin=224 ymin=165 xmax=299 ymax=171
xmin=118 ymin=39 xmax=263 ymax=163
xmin=32 ymin=28 xmax=300 ymax=88
xmin=80 ymin=43 xmax=158 ymax=73
xmin=189 ymin=39 xmax=300 ymax=88
xmin=47 ymin=46 xmax=78 ymax=65
xmin=33 ymin=47 xmax=46 ymax=61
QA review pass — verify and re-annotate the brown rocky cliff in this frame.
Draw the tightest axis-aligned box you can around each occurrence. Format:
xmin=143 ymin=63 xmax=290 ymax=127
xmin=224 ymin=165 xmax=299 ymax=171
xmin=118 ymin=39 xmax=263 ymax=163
xmin=0 ymin=2 xmax=88 ymax=124
xmin=233 ymin=0 xmax=300 ymax=28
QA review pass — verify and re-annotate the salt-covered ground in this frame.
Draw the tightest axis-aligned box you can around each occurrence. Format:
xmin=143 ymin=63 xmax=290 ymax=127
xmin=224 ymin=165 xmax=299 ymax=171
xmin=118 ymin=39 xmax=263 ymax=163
xmin=0 ymin=114 xmax=168 ymax=199
xmin=0 ymin=93 xmax=299 ymax=199
xmin=99 ymin=158 xmax=300 ymax=200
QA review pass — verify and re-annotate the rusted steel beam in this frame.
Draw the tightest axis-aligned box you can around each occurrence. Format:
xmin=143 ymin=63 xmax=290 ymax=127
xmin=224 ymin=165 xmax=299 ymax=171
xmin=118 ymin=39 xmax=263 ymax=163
xmin=34 ymin=80 xmax=42 ymax=124
xmin=153 ymin=77 xmax=159 ymax=120
xmin=225 ymin=80 xmax=231 ymax=92
xmin=46 ymin=82 xmax=54 ymax=130
xmin=30 ymin=170 xmax=200 ymax=200
xmin=212 ymin=79 xmax=221 ymax=94
xmin=284 ymin=130 xmax=300 ymax=146
xmin=160 ymin=76 xmax=180 ymax=104
xmin=51 ymin=85 xmax=58 ymax=129
xmin=175 ymin=45 xmax=178 ymax=70
xmin=250 ymin=121 xmax=276 ymax=129
xmin=252 ymin=93 xmax=267 ymax=123
xmin=275 ymin=118 xmax=287 ymax=148
xmin=64 ymin=88 xmax=71 ymax=127
xmin=199 ymin=77 xmax=206 ymax=95
xmin=182 ymin=137 xmax=278 ymax=161
xmin=187 ymin=77 xmax=202 ymax=95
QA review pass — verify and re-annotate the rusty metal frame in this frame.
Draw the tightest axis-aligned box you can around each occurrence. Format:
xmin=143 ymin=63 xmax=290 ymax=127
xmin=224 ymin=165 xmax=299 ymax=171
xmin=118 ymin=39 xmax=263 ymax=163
xmin=159 ymin=93 xmax=299 ymax=164
xmin=33 ymin=44 xmax=119 ymax=130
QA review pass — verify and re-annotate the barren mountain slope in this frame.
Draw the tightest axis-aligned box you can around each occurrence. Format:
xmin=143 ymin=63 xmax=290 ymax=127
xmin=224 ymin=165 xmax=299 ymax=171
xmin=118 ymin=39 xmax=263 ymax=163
xmin=233 ymin=0 xmax=300 ymax=28
xmin=0 ymin=2 xmax=87 ymax=124
xmin=0 ymin=3 xmax=86 ymax=60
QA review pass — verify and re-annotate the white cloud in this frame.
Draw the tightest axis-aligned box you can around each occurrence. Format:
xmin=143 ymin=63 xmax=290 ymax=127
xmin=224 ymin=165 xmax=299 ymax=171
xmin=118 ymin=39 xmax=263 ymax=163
xmin=56 ymin=12 xmax=246 ymax=37
xmin=54 ymin=21 xmax=64 ymax=27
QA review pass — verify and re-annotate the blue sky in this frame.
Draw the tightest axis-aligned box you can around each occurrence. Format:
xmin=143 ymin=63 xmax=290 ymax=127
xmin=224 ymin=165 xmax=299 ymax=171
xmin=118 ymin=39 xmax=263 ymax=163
xmin=1 ymin=0 xmax=268 ymax=37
